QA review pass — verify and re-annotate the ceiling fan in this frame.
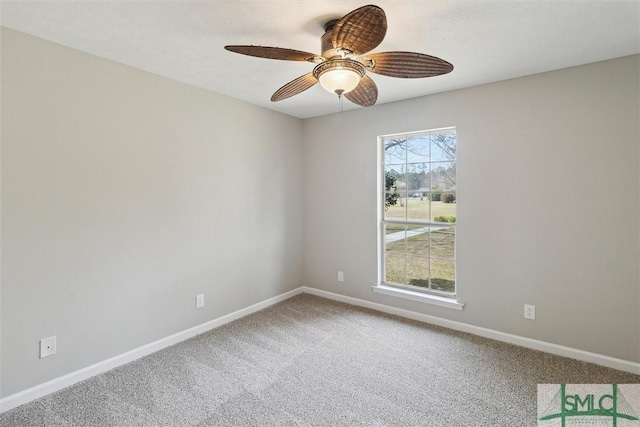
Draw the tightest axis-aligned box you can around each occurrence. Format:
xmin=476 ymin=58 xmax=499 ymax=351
xmin=225 ymin=4 xmax=453 ymax=108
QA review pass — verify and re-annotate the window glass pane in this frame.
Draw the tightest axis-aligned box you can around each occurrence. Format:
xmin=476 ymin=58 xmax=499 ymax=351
xmin=431 ymin=196 xmax=456 ymax=223
xmin=385 ymin=223 xmax=406 ymax=235
xmin=430 ymin=259 xmax=455 ymax=293
xmin=407 ymin=256 xmax=429 ymax=288
xmin=430 ymin=227 xmax=455 ymax=260
xmin=431 ymin=131 xmax=456 ymax=162
xmin=405 ymin=163 xmax=429 ymax=220
xmin=385 ymin=194 xmax=405 ymax=220
xmin=430 ymin=160 xmax=456 ymax=222
xmin=425 ymin=191 xmax=439 ymax=203
xmin=384 ymin=137 xmax=406 ymax=165
xmin=407 ymin=197 xmax=429 ymax=221
xmin=384 ymin=164 xmax=405 ymax=215
xmin=407 ymin=135 xmax=429 ymax=163
xmin=430 ymin=161 xmax=456 ymax=192
xmin=385 ymin=253 xmax=406 ymax=284
xmin=405 ymin=226 xmax=430 ymax=257
xmin=405 ymin=163 xmax=428 ymax=193
xmin=385 ymin=224 xmax=406 ymax=254
xmin=385 ymin=163 xmax=405 ymax=176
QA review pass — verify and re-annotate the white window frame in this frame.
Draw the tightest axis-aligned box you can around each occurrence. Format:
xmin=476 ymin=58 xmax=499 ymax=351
xmin=374 ymin=127 xmax=463 ymax=310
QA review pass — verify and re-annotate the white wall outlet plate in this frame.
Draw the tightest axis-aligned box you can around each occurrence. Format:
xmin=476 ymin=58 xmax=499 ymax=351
xmin=40 ymin=336 xmax=57 ymax=358
xmin=196 ymin=294 xmax=205 ymax=309
xmin=524 ymin=304 xmax=536 ymax=320
xmin=338 ymin=271 xmax=344 ymax=282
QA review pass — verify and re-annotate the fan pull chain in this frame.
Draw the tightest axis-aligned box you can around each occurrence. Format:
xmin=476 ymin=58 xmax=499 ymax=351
xmin=338 ymin=94 xmax=343 ymax=113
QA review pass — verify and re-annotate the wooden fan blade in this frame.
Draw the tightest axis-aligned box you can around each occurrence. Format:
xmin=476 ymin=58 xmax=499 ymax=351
xmin=345 ymin=75 xmax=378 ymax=107
xmin=366 ymin=51 xmax=454 ymax=78
xmin=271 ymin=73 xmax=318 ymax=102
xmin=225 ymin=45 xmax=318 ymax=62
xmin=331 ymin=5 xmax=387 ymax=55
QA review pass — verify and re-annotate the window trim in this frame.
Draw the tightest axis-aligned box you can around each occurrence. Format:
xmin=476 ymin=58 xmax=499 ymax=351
xmin=377 ymin=127 xmax=461 ymax=305
xmin=372 ymin=283 xmax=464 ymax=310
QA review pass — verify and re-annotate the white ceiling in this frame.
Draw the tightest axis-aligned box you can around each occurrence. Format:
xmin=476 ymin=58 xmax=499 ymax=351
xmin=2 ymin=1 xmax=639 ymax=119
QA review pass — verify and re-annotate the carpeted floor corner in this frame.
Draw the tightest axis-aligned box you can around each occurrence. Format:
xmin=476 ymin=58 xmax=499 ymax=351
xmin=1 ymin=293 xmax=638 ymax=426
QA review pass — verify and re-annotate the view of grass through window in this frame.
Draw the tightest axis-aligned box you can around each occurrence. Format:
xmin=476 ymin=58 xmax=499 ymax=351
xmin=382 ymin=128 xmax=456 ymax=294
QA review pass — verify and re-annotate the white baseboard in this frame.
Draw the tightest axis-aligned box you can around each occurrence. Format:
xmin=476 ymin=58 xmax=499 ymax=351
xmin=301 ymin=286 xmax=640 ymax=375
xmin=0 ymin=287 xmax=304 ymax=413
xmin=2 ymin=285 xmax=638 ymax=414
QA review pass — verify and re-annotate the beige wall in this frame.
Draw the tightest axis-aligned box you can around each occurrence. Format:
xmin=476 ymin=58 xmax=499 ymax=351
xmin=302 ymin=55 xmax=640 ymax=363
xmin=1 ymin=28 xmax=303 ymax=397
xmin=0 ymin=25 xmax=4 ymax=400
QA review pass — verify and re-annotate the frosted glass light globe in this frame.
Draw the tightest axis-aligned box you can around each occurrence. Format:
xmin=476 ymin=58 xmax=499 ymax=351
xmin=313 ymin=59 xmax=365 ymax=96
xmin=318 ymin=68 xmax=362 ymax=95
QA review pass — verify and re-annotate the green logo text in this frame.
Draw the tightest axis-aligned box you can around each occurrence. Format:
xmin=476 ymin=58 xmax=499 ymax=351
xmin=539 ymin=384 xmax=639 ymax=427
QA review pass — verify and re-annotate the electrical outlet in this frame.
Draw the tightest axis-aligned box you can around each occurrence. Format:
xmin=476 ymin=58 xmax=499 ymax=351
xmin=524 ymin=304 xmax=535 ymax=320
xmin=196 ymin=294 xmax=205 ymax=309
xmin=338 ymin=271 xmax=344 ymax=282
xmin=40 ymin=336 xmax=57 ymax=359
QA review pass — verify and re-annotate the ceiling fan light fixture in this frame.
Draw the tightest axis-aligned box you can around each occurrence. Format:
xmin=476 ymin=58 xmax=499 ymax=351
xmin=313 ymin=59 xmax=365 ymax=96
xmin=226 ymin=5 xmax=453 ymax=107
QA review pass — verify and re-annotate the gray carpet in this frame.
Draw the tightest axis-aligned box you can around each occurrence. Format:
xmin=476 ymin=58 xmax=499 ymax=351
xmin=1 ymin=293 xmax=638 ymax=426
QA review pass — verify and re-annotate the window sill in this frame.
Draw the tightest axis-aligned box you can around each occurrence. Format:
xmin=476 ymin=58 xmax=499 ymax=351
xmin=372 ymin=284 xmax=464 ymax=311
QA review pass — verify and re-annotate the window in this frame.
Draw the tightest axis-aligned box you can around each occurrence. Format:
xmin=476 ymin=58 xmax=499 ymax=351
xmin=380 ymin=128 xmax=457 ymax=296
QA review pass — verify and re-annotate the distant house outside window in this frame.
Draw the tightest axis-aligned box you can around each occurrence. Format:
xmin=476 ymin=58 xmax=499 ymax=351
xmin=380 ymin=127 xmax=457 ymax=296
